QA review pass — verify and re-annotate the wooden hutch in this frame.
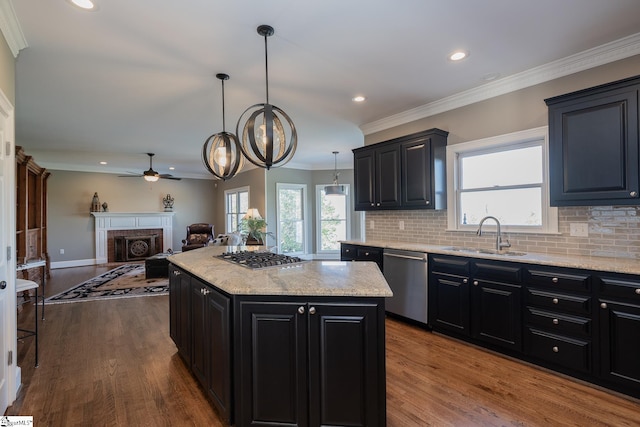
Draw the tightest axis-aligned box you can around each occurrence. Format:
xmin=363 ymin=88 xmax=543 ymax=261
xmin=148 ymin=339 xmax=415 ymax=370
xmin=16 ymin=146 xmax=50 ymax=281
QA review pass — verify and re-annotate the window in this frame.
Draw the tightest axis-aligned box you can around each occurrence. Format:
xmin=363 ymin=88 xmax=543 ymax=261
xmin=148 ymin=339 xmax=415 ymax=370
xmin=316 ymin=185 xmax=350 ymax=253
xmin=447 ymin=127 xmax=557 ymax=233
xmin=224 ymin=186 xmax=249 ymax=233
xmin=276 ymin=183 xmax=306 ymax=255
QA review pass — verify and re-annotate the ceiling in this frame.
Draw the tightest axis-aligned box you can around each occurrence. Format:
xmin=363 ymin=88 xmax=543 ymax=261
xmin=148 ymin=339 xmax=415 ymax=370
xmin=8 ymin=0 xmax=640 ymax=179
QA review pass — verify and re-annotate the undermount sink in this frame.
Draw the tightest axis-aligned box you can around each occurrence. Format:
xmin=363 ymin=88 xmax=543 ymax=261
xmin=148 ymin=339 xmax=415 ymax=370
xmin=443 ymin=246 xmax=527 ymax=256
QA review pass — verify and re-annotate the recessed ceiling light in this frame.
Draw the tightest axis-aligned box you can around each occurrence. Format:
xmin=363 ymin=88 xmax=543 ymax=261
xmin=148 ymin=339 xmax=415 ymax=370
xmin=352 ymin=95 xmax=366 ymax=103
xmin=169 ymin=167 xmax=175 ymax=171
xmin=67 ymin=0 xmax=98 ymax=11
xmin=99 ymin=161 xmax=107 ymax=165
xmin=449 ymin=50 xmax=469 ymax=61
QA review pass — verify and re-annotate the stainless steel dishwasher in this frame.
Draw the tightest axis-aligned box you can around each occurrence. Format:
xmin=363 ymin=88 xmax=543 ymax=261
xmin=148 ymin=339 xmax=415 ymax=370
xmin=382 ymin=249 xmax=429 ymax=326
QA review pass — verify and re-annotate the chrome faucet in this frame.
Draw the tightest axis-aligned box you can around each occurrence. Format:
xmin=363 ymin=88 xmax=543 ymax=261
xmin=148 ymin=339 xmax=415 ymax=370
xmin=477 ymin=216 xmax=511 ymax=253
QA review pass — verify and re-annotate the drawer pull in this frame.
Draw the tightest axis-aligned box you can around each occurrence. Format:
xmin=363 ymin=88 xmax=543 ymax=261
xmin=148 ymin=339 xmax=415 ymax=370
xmin=298 ymin=306 xmax=305 ymax=315
xmin=473 ymin=280 xmax=479 ymax=286
xmin=631 ymin=191 xmax=638 ymax=197
xmin=552 ymin=318 xmax=559 ymax=325
xmin=365 ymin=252 xmax=369 ymax=256
xmin=463 ymin=278 xmax=468 ymax=284
xmin=635 ymin=288 xmax=640 ymax=295
xmin=600 ymin=302 xmax=608 ymax=309
xmin=173 ymin=270 xmax=181 ymax=276
xmin=552 ymin=298 xmax=559 ymax=304
xmin=551 ymin=277 xmax=559 ymax=283
xmin=552 ymin=346 xmax=559 ymax=353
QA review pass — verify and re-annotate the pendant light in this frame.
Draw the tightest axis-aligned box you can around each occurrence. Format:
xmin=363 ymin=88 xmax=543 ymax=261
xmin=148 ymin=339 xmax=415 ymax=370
xmin=325 ymin=151 xmax=346 ymax=196
xmin=236 ymin=25 xmax=297 ymax=170
xmin=202 ymin=73 xmax=244 ymax=181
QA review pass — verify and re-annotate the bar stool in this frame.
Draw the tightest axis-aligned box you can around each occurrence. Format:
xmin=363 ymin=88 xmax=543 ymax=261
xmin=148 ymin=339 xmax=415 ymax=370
xmin=16 ymin=278 xmax=39 ymax=367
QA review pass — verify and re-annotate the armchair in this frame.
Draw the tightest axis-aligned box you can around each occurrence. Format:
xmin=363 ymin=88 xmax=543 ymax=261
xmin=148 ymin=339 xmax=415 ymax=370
xmin=181 ymin=223 xmax=214 ymax=252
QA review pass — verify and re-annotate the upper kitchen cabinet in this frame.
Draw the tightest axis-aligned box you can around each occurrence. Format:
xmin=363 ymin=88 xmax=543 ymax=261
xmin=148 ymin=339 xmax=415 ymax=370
xmin=353 ymin=128 xmax=448 ymax=211
xmin=545 ymin=75 xmax=640 ymax=206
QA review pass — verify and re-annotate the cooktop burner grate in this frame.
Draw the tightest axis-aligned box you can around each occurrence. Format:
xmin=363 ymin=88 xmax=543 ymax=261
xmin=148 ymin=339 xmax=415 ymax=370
xmin=216 ymin=250 xmax=305 ymax=269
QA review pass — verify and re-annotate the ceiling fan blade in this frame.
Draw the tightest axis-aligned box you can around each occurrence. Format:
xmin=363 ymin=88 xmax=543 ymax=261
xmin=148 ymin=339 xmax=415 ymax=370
xmin=159 ymin=174 xmax=182 ymax=180
xmin=118 ymin=174 xmax=143 ymax=178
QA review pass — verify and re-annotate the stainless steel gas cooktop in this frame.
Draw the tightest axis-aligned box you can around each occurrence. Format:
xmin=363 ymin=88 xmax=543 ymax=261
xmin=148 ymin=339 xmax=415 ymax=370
xmin=216 ymin=250 xmax=305 ymax=269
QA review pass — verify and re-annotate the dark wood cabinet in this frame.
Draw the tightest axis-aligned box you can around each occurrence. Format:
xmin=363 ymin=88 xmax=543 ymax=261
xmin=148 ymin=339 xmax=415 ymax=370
xmin=236 ymin=299 xmax=386 ymax=427
xmin=429 ymin=255 xmax=523 ymax=352
xmin=546 ymin=75 xmax=640 ymax=206
xmin=353 ymin=128 xmax=447 ymax=211
xmin=169 ymin=265 xmax=191 ymax=363
xmin=354 ymin=144 xmax=401 ymax=210
xmin=340 ymin=243 xmax=383 ymax=270
xmin=597 ymin=274 xmax=640 ymax=394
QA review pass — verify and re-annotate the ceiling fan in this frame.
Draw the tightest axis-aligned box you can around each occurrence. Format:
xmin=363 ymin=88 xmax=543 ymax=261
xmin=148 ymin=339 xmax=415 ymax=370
xmin=119 ymin=153 xmax=181 ymax=181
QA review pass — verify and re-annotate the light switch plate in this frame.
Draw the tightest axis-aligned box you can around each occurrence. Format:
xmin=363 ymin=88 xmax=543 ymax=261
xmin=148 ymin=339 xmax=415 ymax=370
xmin=570 ymin=223 xmax=589 ymax=237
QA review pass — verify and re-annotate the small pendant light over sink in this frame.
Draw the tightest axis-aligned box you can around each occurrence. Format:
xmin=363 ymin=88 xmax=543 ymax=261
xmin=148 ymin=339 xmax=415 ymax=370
xmin=325 ymin=151 xmax=346 ymax=196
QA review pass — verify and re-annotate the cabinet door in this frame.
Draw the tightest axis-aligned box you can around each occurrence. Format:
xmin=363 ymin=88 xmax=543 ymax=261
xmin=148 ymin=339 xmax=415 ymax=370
xmin=598 ymin=299 xmax=640 ymax=390
xmin=353 ymin=149 xmax=375 ymax=210
xmin=206 ymin=287 xmax=231 ymax=423
xmin=169 ymin=266 xmax=191 ymax=362
xmin=375 ymin=144 xmax=402 ymax=208
xmin=237 ymin=301 xmax=308 ymax=427
xmin=549 ymin=87 xmax=639 ymax=205
xmin=429 ymin=272 xmax=470 ymax=336
xmin=401 ymin=136 xmax=433 ymax=208
xmin=191 ymin=280 xmax=208 ymax=386
xmin=307 ymin=303 xmax=384 ymax=427
xmin=472 ymin=279 xmax=522 ymax=352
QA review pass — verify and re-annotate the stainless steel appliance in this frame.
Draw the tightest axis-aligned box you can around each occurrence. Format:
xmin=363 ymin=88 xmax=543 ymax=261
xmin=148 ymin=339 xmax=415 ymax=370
xmin=382 ymin=249 xmax=429 ymax=325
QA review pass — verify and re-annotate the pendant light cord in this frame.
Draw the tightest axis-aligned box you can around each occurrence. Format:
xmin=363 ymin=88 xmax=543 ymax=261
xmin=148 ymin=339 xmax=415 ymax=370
xmin=264 ymin=32 xmax=270 ymax=104
xmin=221 ymin=78 xmax=226 ymax=131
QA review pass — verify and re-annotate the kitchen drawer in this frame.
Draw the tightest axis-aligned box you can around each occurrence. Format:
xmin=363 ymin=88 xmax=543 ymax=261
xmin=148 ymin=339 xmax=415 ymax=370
xmin=525 ymin=268 xmax=591 ymax=292
xmin=429 ymin=255 xmax=471 ymax=276
xmin=597 ymin=275 xmax=640 ymax=302
xmin=525 ymin=328 xmax=592 ymax=374
xmin=340 ymin=244 xmax=357 ymax=261
xmin=525 ymin=307 xmax=591 ymax=338
xmin=527 ymin=288 xmax=591 ymax=315
xmin=474 ymin=260 xmax=522 ymax=283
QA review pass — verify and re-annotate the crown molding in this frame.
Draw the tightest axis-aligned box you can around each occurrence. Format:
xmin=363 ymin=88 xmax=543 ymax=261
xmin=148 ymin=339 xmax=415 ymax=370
xmin=0 ymin=1 xmax=27 ymax=57
xmin=361 ymin=32 xmax=640 ymax=135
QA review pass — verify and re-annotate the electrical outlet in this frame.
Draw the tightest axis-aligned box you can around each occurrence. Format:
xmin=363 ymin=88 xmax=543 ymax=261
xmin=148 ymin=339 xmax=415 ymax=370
xmin=370 ymin=220 xmax=375 ymax=230
xmin=399 ymin=220 xmax=405 ymax=230
xmin=60 ymin=248 xmax=65 ymax=254
xmin=569 ymin=223 xmax=589 ymax=237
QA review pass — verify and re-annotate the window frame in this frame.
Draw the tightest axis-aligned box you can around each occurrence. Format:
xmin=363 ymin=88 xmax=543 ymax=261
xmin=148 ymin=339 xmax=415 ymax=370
xmin=446 ymin=126 xmax=558 ymax=234
xmin=224 ymin=186 xmax=249 ymax=234
xmin=276 ymin=183 xmax=307 ymax=255
xmin=316 ymin=184 xmax=351 ymax=254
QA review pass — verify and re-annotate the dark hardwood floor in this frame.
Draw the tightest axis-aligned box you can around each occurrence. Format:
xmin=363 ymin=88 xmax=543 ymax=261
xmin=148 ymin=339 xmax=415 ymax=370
xmin=7 ymin=264 xmax=640 ymax=425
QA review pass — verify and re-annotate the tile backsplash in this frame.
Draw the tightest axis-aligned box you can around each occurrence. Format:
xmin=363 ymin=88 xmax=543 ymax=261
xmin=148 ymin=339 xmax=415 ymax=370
xmin=365 ymin=206 xmax=640 ymax=260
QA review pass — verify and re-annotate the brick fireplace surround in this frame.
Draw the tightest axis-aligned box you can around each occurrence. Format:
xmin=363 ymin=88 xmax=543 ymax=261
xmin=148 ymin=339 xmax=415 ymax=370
xmin=91 ymin=212 xmax=175 ymax=264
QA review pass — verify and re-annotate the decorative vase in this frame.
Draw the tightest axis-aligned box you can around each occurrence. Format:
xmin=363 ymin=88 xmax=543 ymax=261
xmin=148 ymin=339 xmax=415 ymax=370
xmin=102 ymin=202 xmax=108 ymax=212
xmin=91 ymin=192 xmax=101 ymax=212
xmin=162 ymin=193 xmax=175 ymax=211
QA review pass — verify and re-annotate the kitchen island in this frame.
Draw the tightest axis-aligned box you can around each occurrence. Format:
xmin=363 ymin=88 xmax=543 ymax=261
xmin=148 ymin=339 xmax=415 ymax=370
xmin=168 ymin=246 xmax=392 ymax=427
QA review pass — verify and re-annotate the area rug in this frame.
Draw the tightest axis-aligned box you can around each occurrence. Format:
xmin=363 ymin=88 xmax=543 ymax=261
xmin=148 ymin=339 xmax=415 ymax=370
xmin=45 ymin=264 xmax=169 ymax=304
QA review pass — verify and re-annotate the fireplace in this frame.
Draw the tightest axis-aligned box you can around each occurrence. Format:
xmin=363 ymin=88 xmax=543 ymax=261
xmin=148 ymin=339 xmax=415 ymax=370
xmin=91 ymin=212 xmax=175 ymax=264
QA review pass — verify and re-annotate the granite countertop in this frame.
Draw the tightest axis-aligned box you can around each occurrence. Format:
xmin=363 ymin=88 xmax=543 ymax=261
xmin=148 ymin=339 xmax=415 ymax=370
xmin=168 ymin=245 xmax=393 ymax=297
xmin=341 ymin=240 xmax=640 ymax=276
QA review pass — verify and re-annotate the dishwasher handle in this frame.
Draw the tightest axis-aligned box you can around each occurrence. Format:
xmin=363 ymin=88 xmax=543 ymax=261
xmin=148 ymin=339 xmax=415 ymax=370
xmin=383 ymin=252 xmax=427 ymax=262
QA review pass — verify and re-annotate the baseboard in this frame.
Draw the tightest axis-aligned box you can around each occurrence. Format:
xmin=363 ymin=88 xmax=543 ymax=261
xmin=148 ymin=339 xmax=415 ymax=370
xmin=51 ymin=258 xmax=97 ymax=269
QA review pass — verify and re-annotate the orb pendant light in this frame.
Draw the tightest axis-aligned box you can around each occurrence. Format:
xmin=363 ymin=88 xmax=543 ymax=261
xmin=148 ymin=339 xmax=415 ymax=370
xmin=203 ymin=73 xmax=244 ymax=181
xmin=236 ymin=25 xmax=297 ymax=170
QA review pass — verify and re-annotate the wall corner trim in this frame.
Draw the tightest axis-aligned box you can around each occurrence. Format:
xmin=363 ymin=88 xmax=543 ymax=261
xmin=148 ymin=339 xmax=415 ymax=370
xmin=0 ymin=1 xmax=28 ymax=58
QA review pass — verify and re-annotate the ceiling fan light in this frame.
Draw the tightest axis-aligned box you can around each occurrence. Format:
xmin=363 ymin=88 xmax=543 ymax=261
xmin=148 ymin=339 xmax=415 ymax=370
xmin=144 ymin=174 xmax=159 ymax=182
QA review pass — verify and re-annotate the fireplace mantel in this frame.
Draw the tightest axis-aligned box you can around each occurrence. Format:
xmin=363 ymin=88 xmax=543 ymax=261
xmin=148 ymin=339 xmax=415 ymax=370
xmin=91 ymin=212 xmax=175 ymax=264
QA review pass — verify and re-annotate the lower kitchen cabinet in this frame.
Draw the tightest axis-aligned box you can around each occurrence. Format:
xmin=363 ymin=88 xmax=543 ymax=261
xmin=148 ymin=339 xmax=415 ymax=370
xmin=191 ymin=278 xmax=231 ymax=422
xmin=169 ymin=265 xmax=191 ymax=363
xmin=597 ymin=274 xmax=640 ymax=394
xmin=429 ymin=254 xmax=523 ymax=353
xmin=340 ymin=243 xmax=384 ymax=271
xmin=235 ymin=299 xmax=385 ymax=427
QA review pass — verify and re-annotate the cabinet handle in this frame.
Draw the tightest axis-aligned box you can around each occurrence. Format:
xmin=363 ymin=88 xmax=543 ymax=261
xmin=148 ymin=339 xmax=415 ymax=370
xmin=463 ymin=278 xmax=468 ymax=284
xmin=601 ymin=302 xmax=608 ymax=309
xmin=552 ymin=318 xmax=559 ymax=325
xmin=635 ymin=288 xmax=640 ymax=295
xmin=552 ymin=346 xmax=559 ymax=353
xmin=173 ymin=270 xmax=181 ymax=276
xmin=309 ymin=307 xmax=316 ymax=315
xmin=345 ymin=249 xmax=350 ymax=253
xmin=370 ymin=203 xmax=375 ymax=207
xmin=365 ymin=252 xmax=370 ymax=256
xmin=298 ymin=306 xmax=305 ymax=315
xmin=552 ymin=298 xmax=559 ymax=304
xmin=631 ymin=191 xmax=638 ymax=197
xmin=425 ymin=201 xmax=430 ymax=205
xmin=551 ymin=277 xmax=559 ymax=283
xmin=0 ymin=281 xmax=6 ymax=290
xmin=473 ymin=280 xmax=479 ymax=286
xmin=376 ymin=203 xmax=380 ymax=207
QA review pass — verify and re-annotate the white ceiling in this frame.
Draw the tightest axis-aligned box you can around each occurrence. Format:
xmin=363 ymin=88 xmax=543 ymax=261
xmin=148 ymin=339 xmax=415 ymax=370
xmin=8 ymin=0 xmax=640 ymax=179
